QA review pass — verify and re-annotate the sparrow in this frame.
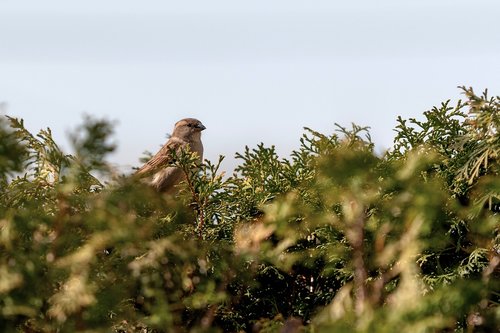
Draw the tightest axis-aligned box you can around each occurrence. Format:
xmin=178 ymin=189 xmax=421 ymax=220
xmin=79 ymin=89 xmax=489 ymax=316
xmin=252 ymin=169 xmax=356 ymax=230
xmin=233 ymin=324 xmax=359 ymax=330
xmin=135 ymin=118 xmax=206 ymax=192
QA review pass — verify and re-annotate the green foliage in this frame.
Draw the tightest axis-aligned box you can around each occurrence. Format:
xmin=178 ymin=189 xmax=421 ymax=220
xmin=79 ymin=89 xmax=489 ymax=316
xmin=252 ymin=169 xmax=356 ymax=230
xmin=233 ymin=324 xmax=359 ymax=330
xmin=0 ymin=87 xmax=498 ymax=332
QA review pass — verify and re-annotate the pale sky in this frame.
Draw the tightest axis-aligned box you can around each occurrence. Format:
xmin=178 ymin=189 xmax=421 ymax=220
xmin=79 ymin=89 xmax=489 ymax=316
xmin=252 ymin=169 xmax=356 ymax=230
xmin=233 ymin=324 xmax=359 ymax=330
xmin=1 ymin=0 xmax=500 ymax=173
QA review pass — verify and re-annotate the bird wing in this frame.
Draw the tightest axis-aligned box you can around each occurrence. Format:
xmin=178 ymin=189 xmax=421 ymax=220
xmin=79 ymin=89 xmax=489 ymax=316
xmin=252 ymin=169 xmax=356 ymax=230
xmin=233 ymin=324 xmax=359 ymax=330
xmin=135 ymin=137 xmax=187 ymax=176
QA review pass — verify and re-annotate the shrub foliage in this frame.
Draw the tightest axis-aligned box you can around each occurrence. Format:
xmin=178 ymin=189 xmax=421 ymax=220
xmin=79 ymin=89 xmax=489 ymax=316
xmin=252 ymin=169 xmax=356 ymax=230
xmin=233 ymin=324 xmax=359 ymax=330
xmin=0 ymin=87 xmax=499 ymax=332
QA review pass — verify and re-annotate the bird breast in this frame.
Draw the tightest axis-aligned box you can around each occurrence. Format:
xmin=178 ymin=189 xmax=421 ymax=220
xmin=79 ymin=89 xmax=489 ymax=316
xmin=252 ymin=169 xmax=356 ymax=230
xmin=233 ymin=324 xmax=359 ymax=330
xmin=151 ymin=166 xmax=185 ymax=193
xmin=188 ymin=138 xmax=204 ymax=162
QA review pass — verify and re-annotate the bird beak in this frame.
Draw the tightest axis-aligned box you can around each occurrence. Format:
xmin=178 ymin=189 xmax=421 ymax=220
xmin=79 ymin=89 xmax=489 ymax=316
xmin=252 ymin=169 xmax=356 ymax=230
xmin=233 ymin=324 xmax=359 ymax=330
xmin=197 ymin=123 xmax=206 ymax=131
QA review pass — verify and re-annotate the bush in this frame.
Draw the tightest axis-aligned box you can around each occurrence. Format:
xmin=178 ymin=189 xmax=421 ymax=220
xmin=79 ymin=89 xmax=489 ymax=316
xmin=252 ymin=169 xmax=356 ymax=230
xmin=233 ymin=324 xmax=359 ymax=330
xmin=0 ymin=87 xmax=498 ymax=332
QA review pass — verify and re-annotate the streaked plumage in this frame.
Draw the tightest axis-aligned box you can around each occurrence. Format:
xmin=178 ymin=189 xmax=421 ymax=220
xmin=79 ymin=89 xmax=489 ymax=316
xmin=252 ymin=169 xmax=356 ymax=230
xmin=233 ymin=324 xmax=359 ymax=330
xmin=135 ymin=118 xmax=206 ymax=192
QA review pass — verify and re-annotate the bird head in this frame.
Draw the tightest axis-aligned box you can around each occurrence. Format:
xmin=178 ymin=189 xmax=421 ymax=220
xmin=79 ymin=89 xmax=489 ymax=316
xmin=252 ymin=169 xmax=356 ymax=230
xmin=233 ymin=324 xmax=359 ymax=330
xmin=172 ymin=118 xmax=206 ymax=140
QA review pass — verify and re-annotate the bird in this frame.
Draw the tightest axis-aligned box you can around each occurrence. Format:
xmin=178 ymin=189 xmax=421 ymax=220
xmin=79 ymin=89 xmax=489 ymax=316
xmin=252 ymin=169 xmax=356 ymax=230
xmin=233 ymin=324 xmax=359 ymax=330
xmin=135 ymin=118 xmax=206 ymax=193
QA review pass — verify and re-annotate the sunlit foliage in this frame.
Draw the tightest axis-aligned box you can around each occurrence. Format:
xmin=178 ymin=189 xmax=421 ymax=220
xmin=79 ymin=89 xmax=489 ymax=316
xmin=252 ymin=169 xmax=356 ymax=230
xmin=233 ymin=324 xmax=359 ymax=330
xmin=0 ymin=87 xmax=498 ymax=332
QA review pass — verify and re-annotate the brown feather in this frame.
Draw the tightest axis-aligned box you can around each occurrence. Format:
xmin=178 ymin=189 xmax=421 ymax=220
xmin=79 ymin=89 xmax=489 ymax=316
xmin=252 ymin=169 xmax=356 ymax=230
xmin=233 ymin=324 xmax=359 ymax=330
xmin=135 ymin=137 xmax=184 ymax=176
